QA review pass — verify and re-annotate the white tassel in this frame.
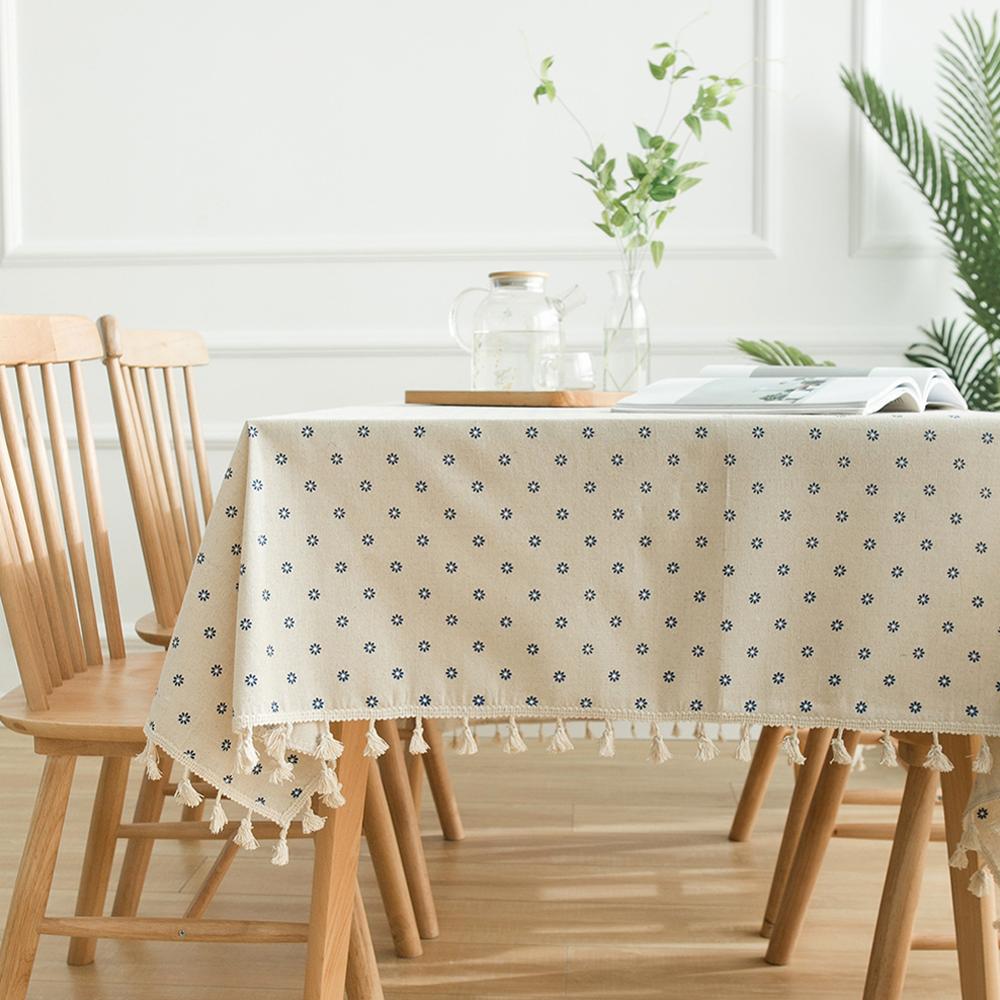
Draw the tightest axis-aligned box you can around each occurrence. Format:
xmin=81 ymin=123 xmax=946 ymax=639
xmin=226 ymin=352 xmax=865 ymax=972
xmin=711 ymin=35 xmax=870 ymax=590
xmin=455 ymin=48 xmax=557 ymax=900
xmin=924 ymin=733 xmax=954 ymax=772
xmin=317 ymin=728 xmax=344 ymax=762
xmin=363 ymin=718 xmax=390 ymax=758
xmin=409 ymin=716 xmax=430 ymax=755
xmin=175 ymin=769 xmax=203 ymax=808
xmin=736 ymin=723 xmax=753 ymax=763
xmin=301 ymin=804 xmax=326 ymax=834
xmin=647 ymin=722 xmax=671 ymax=764
xmin=457 ymin=717 xmax=479 ymax=756
xmin=209 ymin=790 xmax=227 ymax=834
xmin=547 ymin=718 xmax=575 ymax=754
xmin=269 ymin=757 xmax=294 ymax=785
xmin=853 ymin=745 xmax=867 ymax=772
xmin=969 ymin=865 xmax=993 ymax=898
xmin=671 ymin=721 xmax=682 ymax=738
xmin=695 ymin=722 xmax=720 ymax=762
xmin=142 ymin=737 xmax=162 ymax=781
xmin=237 ymin=727 xmax=260 ymax=774
xmin=716 ymin=724 xmax=726 ymax=744
xmin=950 ymin=824 xmax=981 ymax=870
xmin=782 ymin=727 xmax=807 ymax=766
xmin=492 ymin=723 xmax=502 ymax=744
xmin=630 ymin=721 xmax=638 ymax=740
xmin=584 ymin=720 xmax=594 ymax=740
xmin=264 ymin=723 xmax=290 ymax=761
xmin=319 ymin=761 xmax=346 ymax=809
xmin=878 ymin=731 xmax=898 ymax=768
xmin=271 ymin=825 xmax=290 ymax=867
xmin=830 ymin=728 xmax=853 ymax=765
xmin=599 ymin=719 xmax=616 ymax=758
xmin=503 ymin=716 xmax=528 ymax=754
xmin=973 ymin=740 xmax=994 ymax=774
xmin=234 ymin=809 xmax=259 ymax=851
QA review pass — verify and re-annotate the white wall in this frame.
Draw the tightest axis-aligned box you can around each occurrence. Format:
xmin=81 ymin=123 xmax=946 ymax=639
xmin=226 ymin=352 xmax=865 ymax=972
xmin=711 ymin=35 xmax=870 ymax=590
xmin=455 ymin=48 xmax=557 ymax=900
xmin=0 ymin=0 xmax=980 ymax=692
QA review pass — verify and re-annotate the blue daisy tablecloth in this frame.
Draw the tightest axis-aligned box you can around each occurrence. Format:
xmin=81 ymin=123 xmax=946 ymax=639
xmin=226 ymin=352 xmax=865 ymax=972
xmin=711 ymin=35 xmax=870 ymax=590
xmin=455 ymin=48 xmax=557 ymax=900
xmin=143 ymin=405 xmax=1000 ymax=875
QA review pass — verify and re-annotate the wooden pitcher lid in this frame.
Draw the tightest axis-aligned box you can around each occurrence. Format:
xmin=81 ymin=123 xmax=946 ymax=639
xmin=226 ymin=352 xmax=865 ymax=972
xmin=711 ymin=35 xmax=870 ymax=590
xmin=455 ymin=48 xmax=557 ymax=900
xmin=488 ymin=270 xmax=548 ymax=280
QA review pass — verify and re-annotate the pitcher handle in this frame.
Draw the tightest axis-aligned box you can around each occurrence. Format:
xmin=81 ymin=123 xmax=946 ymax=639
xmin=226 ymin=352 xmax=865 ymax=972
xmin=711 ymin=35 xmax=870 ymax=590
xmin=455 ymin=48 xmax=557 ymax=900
xmin=448 ymin=286 xmax=488 ymax=354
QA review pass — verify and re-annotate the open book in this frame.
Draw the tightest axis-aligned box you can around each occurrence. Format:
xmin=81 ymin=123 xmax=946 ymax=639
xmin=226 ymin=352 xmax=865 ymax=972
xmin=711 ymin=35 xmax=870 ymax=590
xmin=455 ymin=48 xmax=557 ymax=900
xmin=612 ymin=365 xmax=967 ymax=415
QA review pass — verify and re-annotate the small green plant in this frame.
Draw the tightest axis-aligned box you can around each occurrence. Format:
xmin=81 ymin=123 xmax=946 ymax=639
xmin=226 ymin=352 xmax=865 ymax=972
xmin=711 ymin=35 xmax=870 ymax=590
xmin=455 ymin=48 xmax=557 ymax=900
xmin=732 ymin=339 xmax=834 ymax=367
xmin=531 ymin=41 xmax=743 ymax=271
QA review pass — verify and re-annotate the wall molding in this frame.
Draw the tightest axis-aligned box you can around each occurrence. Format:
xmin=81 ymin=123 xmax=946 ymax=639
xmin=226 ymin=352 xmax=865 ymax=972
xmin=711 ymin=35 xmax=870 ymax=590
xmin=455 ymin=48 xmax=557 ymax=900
xmin=847 ymin=0 xmax=939 ymax=258
xmin=0 ymin=0 xmax=780 ymax=266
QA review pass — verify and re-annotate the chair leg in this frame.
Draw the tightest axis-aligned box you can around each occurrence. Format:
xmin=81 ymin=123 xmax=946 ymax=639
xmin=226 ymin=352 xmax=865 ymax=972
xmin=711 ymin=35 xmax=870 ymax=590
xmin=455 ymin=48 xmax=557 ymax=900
xmin=940 ymin=733 xmax=1000 ymax=1000
xmin=760 ymin=727 xmax=833 ymax=936
xmin=376 ymin=720 xmax=439 ymax=940
xmin=420 ymin=718 xmax=464 ymax=842
xmin=112 ymin=762 xmax=169 ymax=916
xmin=363 ymin=761 xmax=422 ymax=958
xmin=0 ymin=755 xmax=77 ymax=1000
xmin=406 ymin=751 xmax=424 ymax=814
xmin=67 ymin=756 xmax=131 ymax=965
xmin=729 ymin=725 xmax=786 ymax=843
xmin=184 ymin=834 xmax=240 ymax=919
xmin=862 ymin=740 xmax=940 ymax=999
xmin=765 ymin=729 xmax=860 ymax=965
xmin=347 ymin=881 xmax=384 ymax=1000
xmin=305 ymin=721 xmax=370 ymax=1000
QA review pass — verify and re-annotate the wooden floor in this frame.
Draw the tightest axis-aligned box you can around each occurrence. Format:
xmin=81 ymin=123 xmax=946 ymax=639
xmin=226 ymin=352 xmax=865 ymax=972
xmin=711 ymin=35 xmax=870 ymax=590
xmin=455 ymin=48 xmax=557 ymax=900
xmin=0 ymin=726 xmax=964 ymax=999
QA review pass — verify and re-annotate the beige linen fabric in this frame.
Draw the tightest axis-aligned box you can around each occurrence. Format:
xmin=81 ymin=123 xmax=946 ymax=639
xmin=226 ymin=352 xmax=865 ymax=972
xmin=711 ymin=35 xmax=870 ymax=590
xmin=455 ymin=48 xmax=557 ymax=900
xmin=145 ymin=406 xmax=1000 ymax=832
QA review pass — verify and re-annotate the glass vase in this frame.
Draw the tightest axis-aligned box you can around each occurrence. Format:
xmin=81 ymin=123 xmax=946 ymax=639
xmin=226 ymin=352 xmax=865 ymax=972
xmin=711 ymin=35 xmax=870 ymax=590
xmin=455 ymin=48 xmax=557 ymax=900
xmin=602 ymin=268 xmax=650 ymax=392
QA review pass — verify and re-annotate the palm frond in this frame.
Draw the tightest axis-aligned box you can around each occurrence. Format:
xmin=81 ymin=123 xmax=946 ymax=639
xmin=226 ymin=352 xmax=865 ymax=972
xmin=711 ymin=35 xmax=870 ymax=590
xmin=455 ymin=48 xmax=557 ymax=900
xmin=732 ymin=339 xmax=834 ymax=367
xmin=904 ymin=318 xmax=1000 ymax=410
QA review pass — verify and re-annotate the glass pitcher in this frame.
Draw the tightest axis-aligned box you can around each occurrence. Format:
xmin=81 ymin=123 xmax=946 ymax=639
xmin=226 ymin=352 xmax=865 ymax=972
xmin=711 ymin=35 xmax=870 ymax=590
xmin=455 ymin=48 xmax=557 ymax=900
xmin=449 ymin=272 xmax=583 ymax=391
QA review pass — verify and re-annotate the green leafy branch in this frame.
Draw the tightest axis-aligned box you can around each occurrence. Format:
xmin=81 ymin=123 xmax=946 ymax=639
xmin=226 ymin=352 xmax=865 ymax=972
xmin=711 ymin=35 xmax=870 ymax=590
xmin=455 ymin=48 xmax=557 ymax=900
xmin=531 ymin=42 xmax=742 ymax=271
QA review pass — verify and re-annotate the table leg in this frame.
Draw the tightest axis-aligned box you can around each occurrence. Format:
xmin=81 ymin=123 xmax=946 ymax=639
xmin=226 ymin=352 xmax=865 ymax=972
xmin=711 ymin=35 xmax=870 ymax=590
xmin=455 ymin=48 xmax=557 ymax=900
xmin=304 ymin=720 xmax=370 ymax=1000
xmin=940 ymin=733 xmax=1000 ymax=1000
xmin=760 ymin=727 xmax=833 ymax=937
xmin=421 ymin=719 xmax=464 ymax=842
xmin=765 ymin=729 xmax=860 ymax=964
xmin=729 ymin=725 xmax=786 ymax=843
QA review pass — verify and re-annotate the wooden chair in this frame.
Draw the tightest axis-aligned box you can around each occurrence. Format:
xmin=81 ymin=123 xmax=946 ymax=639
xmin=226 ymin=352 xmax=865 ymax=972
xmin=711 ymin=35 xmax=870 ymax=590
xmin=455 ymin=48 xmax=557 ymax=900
xmin=0 ymin=315 xmax=381 ymax=1000
xmin=760 ymin=728 xmax=998 ymax=999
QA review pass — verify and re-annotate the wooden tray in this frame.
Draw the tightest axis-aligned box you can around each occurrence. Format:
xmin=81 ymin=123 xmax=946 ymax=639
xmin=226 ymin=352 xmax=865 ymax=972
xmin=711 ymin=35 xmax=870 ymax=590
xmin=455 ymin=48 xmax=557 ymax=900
xmin=405 ymin=389 xmax=628 ymax=408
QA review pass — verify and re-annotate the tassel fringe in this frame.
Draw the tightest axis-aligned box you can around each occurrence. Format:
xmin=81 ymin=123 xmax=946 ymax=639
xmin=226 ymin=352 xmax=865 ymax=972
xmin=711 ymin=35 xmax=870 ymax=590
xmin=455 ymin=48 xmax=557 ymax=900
xmin=209 ymin=790 xmax=227 ymax=834
xmin=695 ymin=722 xmax=720 ymax=762
xmin=973 ymin=740 xmax=994 ymax=775
xmin=969 ymin=865 xmax=993 ymax=898
xmin=317 ymin=728 xmax=345 ymax=762
xmin=878 ymin=731 xmax=898 ymax=768
xmin=175 ymin=769 xmax=203 ymax=808
xmin=647 ymin=722 xmax=671 ymax=764
xmin=142 ymin=737 xmax=162 ymax=781
xmin=409 ymin=716 xmax=430 ymax=755
xmin=599 ymin=719 xmax=616 ymax=758
xmin=301 ymin=804 xmax=326 ymax=834
xmin=363 ymin=718 xmax=390 ymax=758
xmin=781 ymin=728 xmax=806 ymax=766
xmin=736 ymin=723 xmax=753 ymax=763
xmin=234 ymin=809 xmax=259 ymax=851
xmin=319 ymin=761 xmax=346 ymax=809
xmin=237 ymin=727 xmax=260 ymax=774
xmin=547 ymin=718 xmax=575 ymax=754
xmin=950 ymin=823 xmax=981 ymax=871
xmin=830 ymin=728 xmax=853 ymax=766
xmin=923 ymin=733 xmax=954 ymax=772
xmin=271 ymin=825 xmax=290 ymax=867
xmin=671 ymin=721 xmax=682 ymax=738
xmin=503 ymin=716 xmax=528 ymax=754
xmin=584 ymin=720 xmax=594 ymax=740
xmin=457 ymin=717 xmax=479 ymax=756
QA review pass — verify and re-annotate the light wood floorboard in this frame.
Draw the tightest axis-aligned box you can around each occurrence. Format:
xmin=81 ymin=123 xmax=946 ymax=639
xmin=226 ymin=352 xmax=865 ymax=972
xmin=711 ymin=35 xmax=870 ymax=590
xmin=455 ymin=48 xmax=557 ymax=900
xmin=0 ymin=727 xmax=963 ymax=998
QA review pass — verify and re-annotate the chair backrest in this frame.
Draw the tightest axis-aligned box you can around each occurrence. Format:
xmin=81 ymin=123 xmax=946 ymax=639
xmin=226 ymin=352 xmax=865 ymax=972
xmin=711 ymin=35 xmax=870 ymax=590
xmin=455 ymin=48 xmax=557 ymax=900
xmin=0 ymin=315 xmax=126 ymax=711
xmin=98 ymin=317 xmax=212 ymax=633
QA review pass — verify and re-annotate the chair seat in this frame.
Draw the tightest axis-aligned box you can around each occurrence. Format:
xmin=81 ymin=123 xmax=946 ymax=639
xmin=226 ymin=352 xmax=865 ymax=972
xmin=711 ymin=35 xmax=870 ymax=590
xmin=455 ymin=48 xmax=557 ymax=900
xmin=135 ymin=610 xmax=171 ymax=648
xmin=0 ymin=651 xmax=164 ymax=743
